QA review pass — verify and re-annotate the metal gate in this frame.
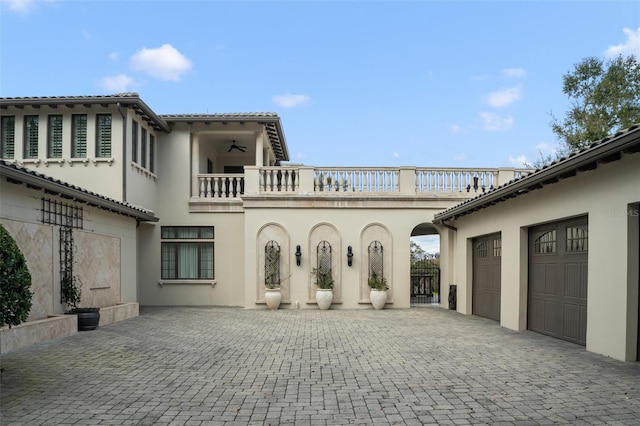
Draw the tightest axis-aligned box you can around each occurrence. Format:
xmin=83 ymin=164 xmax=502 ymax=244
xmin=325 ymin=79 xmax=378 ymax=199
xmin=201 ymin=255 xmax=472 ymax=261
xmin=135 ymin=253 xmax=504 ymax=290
xmin=411 ymin=253 xmax=440 ymax=304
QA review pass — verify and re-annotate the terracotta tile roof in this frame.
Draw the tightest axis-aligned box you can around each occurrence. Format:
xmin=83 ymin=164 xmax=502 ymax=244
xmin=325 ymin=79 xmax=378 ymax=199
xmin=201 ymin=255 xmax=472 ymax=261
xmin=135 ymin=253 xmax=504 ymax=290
xmin=0 ymin=160 xmax=158 ymax=222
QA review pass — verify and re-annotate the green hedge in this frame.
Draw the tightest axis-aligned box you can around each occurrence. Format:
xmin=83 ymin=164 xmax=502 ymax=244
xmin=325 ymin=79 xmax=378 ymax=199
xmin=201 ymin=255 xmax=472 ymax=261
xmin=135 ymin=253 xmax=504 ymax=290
xmin=0 ymin=224 xmax=33 ymax=328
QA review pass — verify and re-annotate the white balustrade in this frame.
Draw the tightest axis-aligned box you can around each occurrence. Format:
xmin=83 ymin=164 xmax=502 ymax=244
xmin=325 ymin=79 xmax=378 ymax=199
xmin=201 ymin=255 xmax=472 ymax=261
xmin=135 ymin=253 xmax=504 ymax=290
xmin=195 ymin=167 xmax=532 ymax=200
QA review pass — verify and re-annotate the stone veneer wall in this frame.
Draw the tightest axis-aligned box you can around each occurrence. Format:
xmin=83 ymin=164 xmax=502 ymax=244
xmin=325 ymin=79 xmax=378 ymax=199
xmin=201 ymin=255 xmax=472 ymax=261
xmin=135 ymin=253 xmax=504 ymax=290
xmin=1 ymin=219 xmax=54 ymax=321
xmin=74 ymin=230 xmax=121 ymax=308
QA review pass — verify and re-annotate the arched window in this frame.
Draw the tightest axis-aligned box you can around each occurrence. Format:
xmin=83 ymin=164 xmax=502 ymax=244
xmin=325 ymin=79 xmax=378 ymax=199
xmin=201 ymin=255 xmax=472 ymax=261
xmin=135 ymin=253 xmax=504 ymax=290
xmin=476 ymin=241 xmax=489 ymax=259
xmin=265 ymin=240 xmax=280 ymax=288
xmin=535 ymin=230 xmax=557 ymax=254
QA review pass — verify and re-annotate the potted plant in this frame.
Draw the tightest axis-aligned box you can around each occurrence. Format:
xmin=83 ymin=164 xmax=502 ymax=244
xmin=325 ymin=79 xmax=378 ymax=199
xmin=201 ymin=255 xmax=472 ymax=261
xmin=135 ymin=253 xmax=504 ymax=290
xmin=60 ymin=226 xmax=100 ymax=331
xmin=312 ymin=267 xmax=334 ymax=310
xmin=264 ymin=259 xmax=282 ymax=311
xmin=368 ymin=271 xmax=388 ymax=310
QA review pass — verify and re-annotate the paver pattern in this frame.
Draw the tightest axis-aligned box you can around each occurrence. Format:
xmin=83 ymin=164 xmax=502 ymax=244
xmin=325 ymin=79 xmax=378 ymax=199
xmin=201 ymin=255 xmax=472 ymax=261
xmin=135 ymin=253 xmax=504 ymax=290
xmin=1 ymin=306 xmax=639 ymax=425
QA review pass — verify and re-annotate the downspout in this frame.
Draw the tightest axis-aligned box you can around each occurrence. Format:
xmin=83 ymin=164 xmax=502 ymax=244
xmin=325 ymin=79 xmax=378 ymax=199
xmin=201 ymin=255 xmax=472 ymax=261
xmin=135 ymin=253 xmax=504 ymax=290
xmin=117 ymin=103 xmax=128 ymax=202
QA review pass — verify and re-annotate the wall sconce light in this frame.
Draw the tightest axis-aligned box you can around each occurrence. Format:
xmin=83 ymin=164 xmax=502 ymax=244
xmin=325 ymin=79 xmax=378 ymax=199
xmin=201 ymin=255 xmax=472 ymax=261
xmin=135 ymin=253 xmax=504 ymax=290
xmin=347 ymin=246 xmax=353 ymax=267
xmin=295 ymin=245 xmax=302 ymax=266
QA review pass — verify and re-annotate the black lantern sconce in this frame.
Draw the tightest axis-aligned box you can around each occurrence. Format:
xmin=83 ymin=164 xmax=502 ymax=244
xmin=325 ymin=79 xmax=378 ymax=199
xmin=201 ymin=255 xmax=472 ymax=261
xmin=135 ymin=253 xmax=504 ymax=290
xmin=347 ymin=246 xmax=353 ymax=267
xmin=295 ymin=245 xmax=302 ymax=266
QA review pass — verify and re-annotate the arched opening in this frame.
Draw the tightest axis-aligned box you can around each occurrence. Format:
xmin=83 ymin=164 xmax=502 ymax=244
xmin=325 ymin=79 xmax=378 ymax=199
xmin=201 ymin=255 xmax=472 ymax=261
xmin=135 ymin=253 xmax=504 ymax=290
xmin=410 ymin=223 xmax=440 ymax=306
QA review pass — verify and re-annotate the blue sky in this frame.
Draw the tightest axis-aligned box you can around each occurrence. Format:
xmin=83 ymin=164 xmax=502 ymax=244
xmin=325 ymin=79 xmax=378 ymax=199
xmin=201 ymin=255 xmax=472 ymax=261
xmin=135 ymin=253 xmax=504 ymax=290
xmin=2 ymin=1 xmax=639 ymax=170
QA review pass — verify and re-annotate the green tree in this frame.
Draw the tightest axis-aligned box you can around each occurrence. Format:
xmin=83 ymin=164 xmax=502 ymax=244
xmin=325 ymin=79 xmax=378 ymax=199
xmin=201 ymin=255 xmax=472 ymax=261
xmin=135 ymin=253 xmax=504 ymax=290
xmin=0 ymin=224 xmax=33 ymax=328
xmin=550 ymin=55 xmax=640 ymax=152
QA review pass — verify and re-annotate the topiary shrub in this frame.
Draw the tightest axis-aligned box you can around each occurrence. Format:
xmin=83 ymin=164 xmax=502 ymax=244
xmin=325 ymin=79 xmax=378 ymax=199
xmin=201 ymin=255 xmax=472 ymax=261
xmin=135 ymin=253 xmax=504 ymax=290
xmin=0 ymin=224 xmax=33 ymax=328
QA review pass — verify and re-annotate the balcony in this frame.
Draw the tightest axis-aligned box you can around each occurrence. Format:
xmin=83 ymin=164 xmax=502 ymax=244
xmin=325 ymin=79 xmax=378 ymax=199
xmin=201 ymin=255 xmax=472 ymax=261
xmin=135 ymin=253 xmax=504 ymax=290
xmin=190 ymin=166 xmax=530 ymax=211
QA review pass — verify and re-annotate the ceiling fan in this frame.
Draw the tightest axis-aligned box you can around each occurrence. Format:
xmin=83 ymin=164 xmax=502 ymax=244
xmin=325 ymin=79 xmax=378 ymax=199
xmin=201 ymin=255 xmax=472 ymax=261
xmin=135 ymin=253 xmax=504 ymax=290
xmin=227 ymin=140 xmax=247 ymax=153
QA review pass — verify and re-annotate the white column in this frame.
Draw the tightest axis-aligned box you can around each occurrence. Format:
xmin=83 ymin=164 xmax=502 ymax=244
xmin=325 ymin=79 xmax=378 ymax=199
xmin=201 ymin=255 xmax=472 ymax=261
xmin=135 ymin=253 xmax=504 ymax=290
xmin=191 ymin=132 xmax=200 ymax=198
xmin=255 ymin=131 xmax=264 ymax=166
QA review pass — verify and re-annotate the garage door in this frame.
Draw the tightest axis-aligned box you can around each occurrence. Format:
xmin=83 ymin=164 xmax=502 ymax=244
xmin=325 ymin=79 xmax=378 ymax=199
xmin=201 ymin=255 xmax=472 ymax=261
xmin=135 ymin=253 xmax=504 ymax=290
xmin=529 ymin=217 xmax=588 ymax=345
xmin=473 ymin=233 xmax=501 ymax=321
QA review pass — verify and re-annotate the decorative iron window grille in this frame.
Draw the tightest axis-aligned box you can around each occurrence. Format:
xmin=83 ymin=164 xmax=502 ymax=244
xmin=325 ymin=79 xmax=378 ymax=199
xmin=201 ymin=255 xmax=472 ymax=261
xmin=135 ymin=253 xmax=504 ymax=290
xmin=316 ymin=240 xmax=333 ymax=282
xmin=42 ymin=198 xmax=83 ymax=229
xmin=368 ymin=241 xmax=384 ymax=280
xmin=265 ymin=240 xmax=281 ymax=288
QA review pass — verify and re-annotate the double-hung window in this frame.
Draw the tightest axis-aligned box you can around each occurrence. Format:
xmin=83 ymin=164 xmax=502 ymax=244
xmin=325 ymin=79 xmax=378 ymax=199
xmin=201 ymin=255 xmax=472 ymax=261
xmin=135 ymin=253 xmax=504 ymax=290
xmin=23 ymin=115 xmax=39 ymax=158
xmin=72 ymin=114 xmax=87 ymax=158
xmin=1 ymin=116 xmax=15 ymax=159
xmin=48 ymin=115 xmax=63 ymax=158
xmin=161 ymin=226 xmax=214 ymax=280
xmin=96 ymin=114 xmax=112 ymax=157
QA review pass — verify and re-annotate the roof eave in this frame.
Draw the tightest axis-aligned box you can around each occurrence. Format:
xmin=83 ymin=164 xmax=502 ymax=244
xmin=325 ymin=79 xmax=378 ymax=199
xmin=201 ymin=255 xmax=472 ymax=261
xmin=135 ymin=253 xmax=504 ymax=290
xmin=434 ymin=125 xmax=640 ymax=223
xmin=1 ymin=163 xmax=159 ymax=223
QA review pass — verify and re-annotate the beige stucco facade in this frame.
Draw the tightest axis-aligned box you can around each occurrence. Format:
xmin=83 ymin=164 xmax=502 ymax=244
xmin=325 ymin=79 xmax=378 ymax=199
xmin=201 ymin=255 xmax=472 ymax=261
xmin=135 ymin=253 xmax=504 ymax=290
xmin=438 ymin=151 xmax=640 ymax=361
xmin=2 ymin=94 xmax=638 ymax=361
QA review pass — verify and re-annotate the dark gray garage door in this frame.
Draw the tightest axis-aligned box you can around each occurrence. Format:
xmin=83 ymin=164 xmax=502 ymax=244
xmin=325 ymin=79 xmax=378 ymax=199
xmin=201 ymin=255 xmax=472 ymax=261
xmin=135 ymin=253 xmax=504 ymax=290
xmin=472 ymin=233 xmax=501 ymax=321
xmin=529 ymin=217 xmax=588 ymax=345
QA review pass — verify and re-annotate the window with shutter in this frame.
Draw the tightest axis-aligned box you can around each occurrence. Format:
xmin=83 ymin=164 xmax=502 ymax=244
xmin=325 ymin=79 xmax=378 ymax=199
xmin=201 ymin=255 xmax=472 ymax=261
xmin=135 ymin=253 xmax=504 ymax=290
xmin=48 ymin=115 xmax=63 ymax=158
xmin=131 ymin=121 xmax=138 ymax=163
xmin=72 ymin=114 xmax=87 ymax=158
xmin=1 ymin=116 xmax=15 ymax=159
xmin=24 ymin=115 xmax=39 ymax=159
xmin=141 ymin=127 xmax=147 ymax=168
xmin=96 ymin=114 xmax=112 ymax=157
xmin=149 ymin=134 xmax=155 ymax=173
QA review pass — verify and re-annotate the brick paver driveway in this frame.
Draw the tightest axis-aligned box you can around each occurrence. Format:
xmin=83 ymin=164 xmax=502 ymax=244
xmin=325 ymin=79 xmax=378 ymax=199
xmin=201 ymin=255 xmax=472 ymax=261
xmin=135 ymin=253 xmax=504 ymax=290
xmin=1 ymin=306 xmax=639 ymax=425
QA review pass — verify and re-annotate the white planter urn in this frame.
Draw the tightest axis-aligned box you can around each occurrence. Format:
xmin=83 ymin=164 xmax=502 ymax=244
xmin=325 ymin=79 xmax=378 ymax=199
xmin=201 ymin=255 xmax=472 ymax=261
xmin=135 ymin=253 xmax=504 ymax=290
xmin=264 ymin=288 xmax=282 ymax=310
xmin=370 ymin=289 xmax=388 ymax=310
xmin=316 ymin=288 xmax=333 ymax=310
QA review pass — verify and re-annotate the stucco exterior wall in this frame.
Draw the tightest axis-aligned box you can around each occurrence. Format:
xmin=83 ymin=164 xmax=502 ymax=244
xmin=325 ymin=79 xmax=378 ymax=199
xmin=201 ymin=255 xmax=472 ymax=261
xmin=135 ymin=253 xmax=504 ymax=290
xmin=0 ymin=178 xmax=139 ymax=315
xmin=445 ymin=153 xmax=640 ymax=361
xmin=6 ymin=105 xmax=126 ymax=201
xmin=243 ymin=204 xmax=446 ymax=310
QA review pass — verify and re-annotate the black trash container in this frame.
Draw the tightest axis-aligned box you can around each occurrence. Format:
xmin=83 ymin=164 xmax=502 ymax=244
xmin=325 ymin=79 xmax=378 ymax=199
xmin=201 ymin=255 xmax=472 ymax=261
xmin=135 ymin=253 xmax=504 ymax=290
xmin=448 ymin=284 xmax=457 ymax=310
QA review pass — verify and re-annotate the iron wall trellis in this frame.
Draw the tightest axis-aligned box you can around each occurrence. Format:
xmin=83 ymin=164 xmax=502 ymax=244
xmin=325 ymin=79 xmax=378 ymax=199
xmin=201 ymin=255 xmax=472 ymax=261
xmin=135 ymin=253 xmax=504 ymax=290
xmin=265 ymin=240 xmax=281 ymax=287
xmin=368 ymin=241 xmax=384 ymax=280
xmin=317 ymin=240 xmax=332 ymax=277
xmin=42 ymin=198 xmax=83 ymax=229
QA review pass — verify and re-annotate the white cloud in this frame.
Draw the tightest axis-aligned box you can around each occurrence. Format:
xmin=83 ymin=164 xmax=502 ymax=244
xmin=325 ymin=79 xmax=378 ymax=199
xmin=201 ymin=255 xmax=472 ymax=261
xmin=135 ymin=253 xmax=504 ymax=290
xmin=130 ymin=44 xmax=192 ymax=81
xmin=109 ymin=52 xmax=120 ymax=62
xmin=485 ymin=86 xmax=521 ymax=107
xmin=272 ymin=93 xmax=310 ymax=108
xmin=479 ymin=112 xmax=513 ymax=131
xmin=449 ymin=124 xmax=462 ymax=133
xmin=509 ymin=154 xmax=529 ymax=167
xmin=502 ymin=68 xmax=527 ymax=78
xmin=5 ymin=0 xmax=36 ymax=14
xmin=411 ymin=235 xmax=440 ymax=254
xmin=536 ymin=142 xmax=558 ymax=156
xmin=605 ymin=27 xmax=640 ymax=58
xmin=453 ymin=153 xmax=467 ymax=162
xmin=101 ymin=74 xmax=134 ymax=92
xmin=392 ymin=152 xmax=400 ymax=159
